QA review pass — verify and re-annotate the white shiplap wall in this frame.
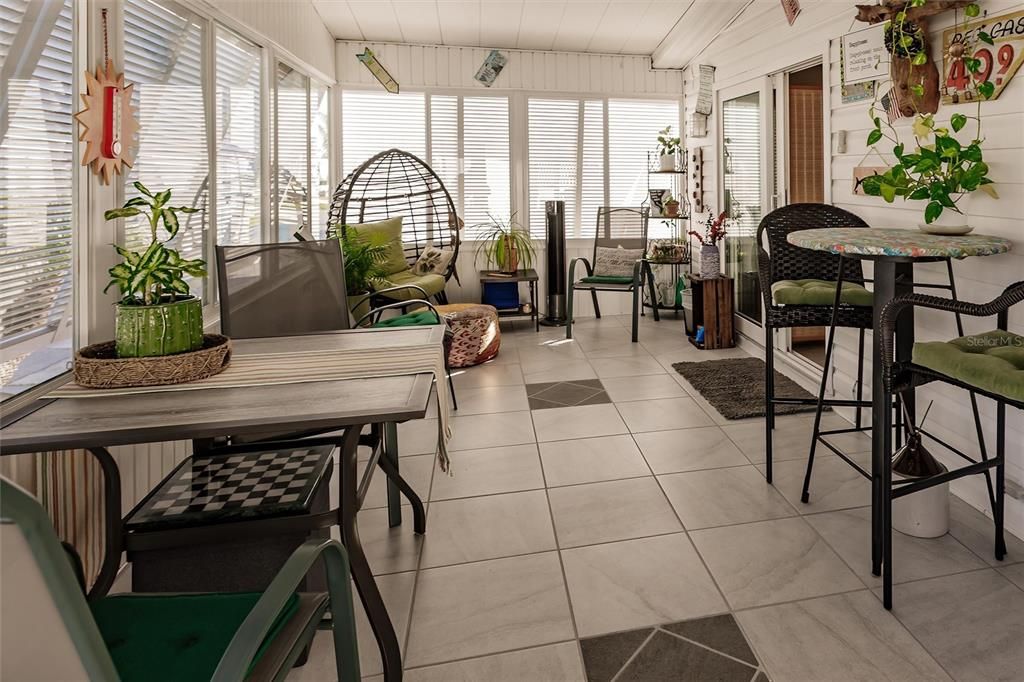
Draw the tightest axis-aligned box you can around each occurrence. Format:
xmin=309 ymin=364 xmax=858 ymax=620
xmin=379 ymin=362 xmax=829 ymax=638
xmin=685 ymin=1 xmax=1024 ymax=536
xmin=336 ymin=41 xmax=683 ymax=94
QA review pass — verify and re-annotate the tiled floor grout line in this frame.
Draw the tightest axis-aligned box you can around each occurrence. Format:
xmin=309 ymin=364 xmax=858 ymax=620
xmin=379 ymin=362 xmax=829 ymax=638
xmin=656 ymin=625 xmax=760 ymax=670
xmin=398 ymin=639 xmax=579 ymax=675
xmin=607 ymin=628 xmax=660 ymax=682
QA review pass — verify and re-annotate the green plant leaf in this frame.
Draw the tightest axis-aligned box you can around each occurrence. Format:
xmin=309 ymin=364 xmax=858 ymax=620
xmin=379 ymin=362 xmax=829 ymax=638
xmin=950 ymin=113 xmax=967 ymax=132
xmin=162 ymin=209 xmax=180 ymax=238
xmin=154 ymin=189 xmax=171 ymax=207
xmin=880 ymin=184 xmax=897 ymax=203
xmin=104 ymin=207 xmax=141 ymax=220
xmin=977 ymin=81 xmax=995 ymax=99
xmin=978 ymin=31 xmax=994 ymax=45
xmin=173 ymin=205 xmax=200 ymax=214
xmin=893 ymin=143 xmax=904 ymax=158
xmin=867 ymin=129 xmax=883 ymax=146
xmin=978 ymin=183 xmax=999 ymax=199
xmin=963 ymin=143 xmax=983 ymax=162
xmin=965 ymin=57 xmax=981 ymax=74
xmin=924 ymin=201 xmax=943 ymax=224
xmin=911 ymin=52 xmax=927 ymax=66
xmin=965 ymin=3 xmax=980 ymax=18
xmin=133 ymin=181 xmax=153 ymax=197
xmin=908 ymin=187 xmax=930 ymax=201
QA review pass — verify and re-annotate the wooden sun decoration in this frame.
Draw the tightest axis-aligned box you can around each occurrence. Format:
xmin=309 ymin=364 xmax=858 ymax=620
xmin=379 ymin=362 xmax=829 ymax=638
xmin=854 ymin=0 xmax=975 ymax=116
xmin=74 ymin=59 xmax=138 ymax=185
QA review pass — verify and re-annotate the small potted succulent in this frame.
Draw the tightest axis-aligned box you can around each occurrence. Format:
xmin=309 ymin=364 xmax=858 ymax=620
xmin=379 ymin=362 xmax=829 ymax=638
xmin=337 ymin=229 xmax=389 ymax=323
xmin=657 ymin=126 xmax=681 ymax=171
xmin=474 ymin=212 xmax=535 ymax=274
xmin=664 ymin=193 xmax=681 ymax=218
xmin=689 ymin=210 xmax=728 ymax=279
xmin=104 ymin=182 xmax=205 ymax=357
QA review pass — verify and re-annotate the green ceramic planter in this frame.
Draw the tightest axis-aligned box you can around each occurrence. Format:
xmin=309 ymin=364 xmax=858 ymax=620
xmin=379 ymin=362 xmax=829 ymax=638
xmin=115 ymin=296 xmax=204 ymax=358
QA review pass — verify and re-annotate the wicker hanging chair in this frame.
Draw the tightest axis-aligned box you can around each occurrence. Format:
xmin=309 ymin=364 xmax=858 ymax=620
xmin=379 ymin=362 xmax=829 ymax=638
xmin=326 ymin=148 xmax=463 ymax=282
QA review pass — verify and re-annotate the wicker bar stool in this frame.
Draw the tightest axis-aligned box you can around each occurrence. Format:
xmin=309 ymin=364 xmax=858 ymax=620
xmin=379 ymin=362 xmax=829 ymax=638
xmin=756 ymin=204 xmax=874 ymax=484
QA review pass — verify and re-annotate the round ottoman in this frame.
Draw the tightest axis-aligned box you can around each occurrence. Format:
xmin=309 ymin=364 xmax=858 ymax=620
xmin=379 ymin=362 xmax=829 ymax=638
xmin=436 ymin=303 xmax=501 ymax=367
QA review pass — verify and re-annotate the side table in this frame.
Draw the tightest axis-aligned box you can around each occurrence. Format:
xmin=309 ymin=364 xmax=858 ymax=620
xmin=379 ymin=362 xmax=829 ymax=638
xmin=685 ymin=273 xmax=734 ymax=349
xmin=479 ymin=269 xmax=540 ymax=331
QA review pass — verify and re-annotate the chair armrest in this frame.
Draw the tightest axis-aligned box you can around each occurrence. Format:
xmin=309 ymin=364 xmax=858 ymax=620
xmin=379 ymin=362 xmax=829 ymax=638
xmin=349 ymin=284 xmax=431 ymax=313
xmin=632 ymin=260 xmax=643 ymax=287
xmin=212 ymin=539 xmax=360 ymax=682
xmin=568 ymin=257 xmax=594 ymax=285
xmin=355 ymin=300 xmax=442 ymax=327
xmin=757 ymin=247 xmax=774 ymax=311
xmin=879 ymin=280 xmax=1024 ymax=387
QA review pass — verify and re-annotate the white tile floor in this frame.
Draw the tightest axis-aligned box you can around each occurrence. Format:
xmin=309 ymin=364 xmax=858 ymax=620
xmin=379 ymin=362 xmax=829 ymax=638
xmin=295 ymin=314 xmax=1024 ymax=681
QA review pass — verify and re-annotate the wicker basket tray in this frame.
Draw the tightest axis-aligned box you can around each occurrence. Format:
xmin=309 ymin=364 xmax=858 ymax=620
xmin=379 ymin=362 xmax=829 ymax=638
xmin=73 ymin=334 xmax=231 ymax=389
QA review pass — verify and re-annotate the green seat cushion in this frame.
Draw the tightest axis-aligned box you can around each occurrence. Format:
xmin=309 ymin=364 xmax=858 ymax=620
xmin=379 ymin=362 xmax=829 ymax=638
xmin=378 ymin=269 xmax=446 ymax=300
xmin=579 ymin=275 xmax=634 ymax=285
xmin=771 ymin=279 xmax=873 ymax=307
xmin=347 ymin=217 xmax=408 ymax=276
xmin=91 ymin=592 xmax=299 ymax=682
xmin=913 ymin=330 xmax=1024 ymax=402
xmin=373 ymin=310 xmax=441 ymax=327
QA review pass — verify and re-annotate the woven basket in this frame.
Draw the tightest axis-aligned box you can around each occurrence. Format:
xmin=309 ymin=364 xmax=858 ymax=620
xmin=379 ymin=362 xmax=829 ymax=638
xmin=73 ymin=334 xmax=231 ymax=389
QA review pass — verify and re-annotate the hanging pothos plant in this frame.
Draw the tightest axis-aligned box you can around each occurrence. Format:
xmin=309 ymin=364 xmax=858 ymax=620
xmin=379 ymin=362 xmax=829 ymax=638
xmin=861 ymin=1 xmax=998 ymax=225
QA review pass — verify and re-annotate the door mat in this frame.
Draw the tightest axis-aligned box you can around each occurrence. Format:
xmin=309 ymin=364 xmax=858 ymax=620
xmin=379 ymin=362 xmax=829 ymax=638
xmin=672 ymin=357 xmax=826 ymax=420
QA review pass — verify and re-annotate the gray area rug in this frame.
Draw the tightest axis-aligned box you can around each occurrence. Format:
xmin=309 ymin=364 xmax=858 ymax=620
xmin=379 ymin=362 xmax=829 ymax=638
xmin=672 ymin=357 xmax=826 ymax=420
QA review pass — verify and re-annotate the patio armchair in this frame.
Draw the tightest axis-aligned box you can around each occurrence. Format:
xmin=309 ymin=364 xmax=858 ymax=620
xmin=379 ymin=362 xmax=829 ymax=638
xmin=0 ymin=476 xmax=360 ymax=681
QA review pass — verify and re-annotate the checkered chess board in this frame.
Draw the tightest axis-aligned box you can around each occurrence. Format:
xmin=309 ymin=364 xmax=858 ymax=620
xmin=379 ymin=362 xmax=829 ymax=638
xmin=126 ymin=446 xmax=332 ymax=531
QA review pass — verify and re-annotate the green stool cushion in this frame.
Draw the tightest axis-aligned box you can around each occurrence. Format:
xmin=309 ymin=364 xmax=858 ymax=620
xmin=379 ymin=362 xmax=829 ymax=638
xmin=771 ymin=279 xmax=873 ymax=307
xmin=91 ymin=592 xmax=299 ymax=682
xmin=913 ymin=330 xmax=1024 ymax=402
xmin=378 ymin=269 xmax=446 ymax=300
xmin=347 ymin=217 xmax=408 ymax=276
xmin=579 ymin=275 xmax=634 ymax=285
xmin=373 ymin=310 xmax=441 ymax=328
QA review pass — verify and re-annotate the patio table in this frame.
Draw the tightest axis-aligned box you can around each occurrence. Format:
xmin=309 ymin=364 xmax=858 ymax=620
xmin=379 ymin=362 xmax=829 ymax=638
xmin=788 ymin=227 xmax=1011 ymax=609
xmin=0 ymin=325 xmax=447 ymax=682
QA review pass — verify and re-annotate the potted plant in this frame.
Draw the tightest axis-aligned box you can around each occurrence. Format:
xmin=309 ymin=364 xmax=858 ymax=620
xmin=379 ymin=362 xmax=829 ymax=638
xmin=474 ymin=212 xmax=535 ymax=274
xmin=860 ymin=2 xmax=997 ymax=234
xmin=657 ymin=126 xmax=681 ymax=171
xmin=688 ymin=210 xmax=728 ymax=279
xmin=103 ymin=182 xmax=205 ymax=358
xmin=337 ymin=230 xmax=389 ymax=323
xmin=664 ymin=193 xmax=681 ymax=218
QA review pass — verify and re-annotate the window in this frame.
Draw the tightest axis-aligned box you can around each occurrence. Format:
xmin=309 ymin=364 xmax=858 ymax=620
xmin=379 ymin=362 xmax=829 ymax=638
xmin=215 ymin=27 xmax=262 ymax=246
xmin=0 ymin=0 xmax=75 ymax=400
xmin=527 ymin=96 xmax=678 ymax=237
xmin=274 ymin=63 xmax=308 ymax=241
xmin=124 ymin=0 xmax=208 ymax=295
xmin=340 ymin=90 xmax=511 ymax=238
xmin=310 ymin=82 xmax=330 ymax=238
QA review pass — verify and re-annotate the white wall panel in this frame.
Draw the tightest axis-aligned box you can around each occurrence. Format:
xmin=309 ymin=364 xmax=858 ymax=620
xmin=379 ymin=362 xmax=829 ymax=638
xmin=336 ymin=41 xmax=683 ymax=95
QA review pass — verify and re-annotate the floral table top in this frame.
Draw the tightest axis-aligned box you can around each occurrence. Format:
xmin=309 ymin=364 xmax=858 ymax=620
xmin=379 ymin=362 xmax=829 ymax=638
xmin=788 ymin=228 xmax=1012 ymax=260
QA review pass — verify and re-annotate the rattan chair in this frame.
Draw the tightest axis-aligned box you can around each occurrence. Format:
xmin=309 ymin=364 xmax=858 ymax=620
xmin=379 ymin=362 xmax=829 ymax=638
xmin=567 ymin=207 xmax=657 ymax=343
xmin=756 ymin=204 xmax=874 ymax=484
xmin=877 ymin=281 xmax=1024 ymax=607
xmin=326 ymin=148 xmax=462 ymax=304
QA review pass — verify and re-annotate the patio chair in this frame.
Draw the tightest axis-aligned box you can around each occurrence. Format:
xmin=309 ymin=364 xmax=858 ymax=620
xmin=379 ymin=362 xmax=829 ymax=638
xmin=567 ymin=207 xmax=657 ymax=343
xmin=0 ymin=475 xmax=360 ymax=681
xmin=878 ymin=280 xmax=1024 ymax=606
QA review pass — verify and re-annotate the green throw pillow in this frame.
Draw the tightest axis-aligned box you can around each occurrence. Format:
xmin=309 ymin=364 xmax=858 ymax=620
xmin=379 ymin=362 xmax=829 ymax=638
xmin=347 ymin=217 xmax=408 ymax=276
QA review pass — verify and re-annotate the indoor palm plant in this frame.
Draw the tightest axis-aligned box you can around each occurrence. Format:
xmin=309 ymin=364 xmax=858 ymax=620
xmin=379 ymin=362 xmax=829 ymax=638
xmin=337 ymin=230 xmax=389 ymax=321
xmin=861 ymin=1 xmax=997 ymax=232
xmin=474 ymin=212 xmax=535 ymax=274
xmin=657 ymin=126 xmax=681 ymax=171
xmin=104 ymin=182 xmax=205 ymax=357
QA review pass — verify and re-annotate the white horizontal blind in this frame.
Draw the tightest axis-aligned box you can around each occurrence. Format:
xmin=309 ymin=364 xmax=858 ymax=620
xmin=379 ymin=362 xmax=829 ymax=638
xmin=608 ymin=98 xmax=679 ymax=210
xmin=340 ymin=90 xmax=426 ymax=178
xmin=124 ymin=0 xmax=208 ymax=296
xmin=721 ymin=92 xmax=762 ymax=238
xmin=527 ymin=98 xmax=578 ymax=238
xmin=429 ymin=94 xmax=459 ymax=219
xmin=310 ymin=81 xmax=330 ymax=238
xmin=275 ymin=63 xmax=308 ymax=241
xmin=215 ymin=26 xmax=261 ymax=246
xmin=462 ymin=96 xmax=510 ymax=238
xmin=0 ymin=0 xmax=74 ymax=400
xmin=579 ymin=99 xmax=605 ymax=237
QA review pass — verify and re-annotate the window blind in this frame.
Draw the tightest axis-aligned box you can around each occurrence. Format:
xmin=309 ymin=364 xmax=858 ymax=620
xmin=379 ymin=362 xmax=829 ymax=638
xmin=579 ymin=99 xmax=605 ymax=236
xmin=462 ymin=96 xmax=510 ymax=237
xmin=341 ymin=90 xmax=426 ymax=178
xmin=721 ymin=93 xmax=762 ymax=238
xmin=429 ymin=94 xmax=459 ymax=220
xmin=608 ymin=98 xmax=679 ymax=209
xmin=0 ymin=0 xmax=74 ymax=400
xmin=275 ymin=63 xmax=309 ymax=241
xmin=124 ymin=0 xmax=208 ymax=295
xmin=215 ymin=26 xmax=261 ymax=246
xmin=527 ymin=98 xmax=579 ymax=238
xmin=310 ymin=81 xmax=330 ymax=238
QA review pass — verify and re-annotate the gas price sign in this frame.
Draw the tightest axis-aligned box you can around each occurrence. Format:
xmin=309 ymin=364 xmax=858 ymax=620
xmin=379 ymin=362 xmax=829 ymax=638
xmin=942 ymin=9 xmax=1024 ymax=104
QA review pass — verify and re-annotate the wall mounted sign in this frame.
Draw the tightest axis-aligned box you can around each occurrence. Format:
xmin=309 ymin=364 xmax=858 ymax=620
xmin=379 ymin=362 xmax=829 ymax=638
xmin=839 ymin=39 xmax=876 ymax=103
xmin=357 ymin=48 xmax=399 ymax=94
xmin=853 ymin=166 xmax=889 ymax=195
xmin=694 ymin=64 xmax=715 ymax=115
xmin=841 ymin=23 xmax=888 ymax=85
xmin=941 ymin=9 xmax=1024 ymax=104
xmin=475 ymin=50 xmax=508 ymax=87
xmin=74 ymin=59 xmax=138 ymax=185
xmin=780 ymin=0 xmax=801 ymax=26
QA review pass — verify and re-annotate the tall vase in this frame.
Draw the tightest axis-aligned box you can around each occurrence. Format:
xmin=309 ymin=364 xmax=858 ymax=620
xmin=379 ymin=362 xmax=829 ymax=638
xmin=699 ymin=244 xmax=720 ymax=278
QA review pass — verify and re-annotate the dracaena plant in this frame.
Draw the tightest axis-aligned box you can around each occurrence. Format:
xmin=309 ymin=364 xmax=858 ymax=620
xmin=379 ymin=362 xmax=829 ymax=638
xmin=862 ymin=1 xmax=998 ymax=224
xmin=103 ymin=181 xmax=206 ymax=305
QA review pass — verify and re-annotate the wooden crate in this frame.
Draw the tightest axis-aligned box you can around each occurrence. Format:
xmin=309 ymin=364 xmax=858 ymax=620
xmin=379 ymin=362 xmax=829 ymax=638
xmin=685 ymin=274 xmax=735 ymax=350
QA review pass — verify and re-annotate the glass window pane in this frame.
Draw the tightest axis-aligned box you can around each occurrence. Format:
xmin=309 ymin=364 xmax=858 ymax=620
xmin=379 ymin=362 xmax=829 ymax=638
xmin=340 ymin=90 xmax=426 ymax=177
xmin=579 ymin=99 xmax=606 ymax=237
xmin=0 ymin=0 xmax=74 ymax=400
xmin=429 ymin=94 xmax=459 ymax=218
xmin=722 ymin=91 xmax=763 ymax=323
xmin=527 ymin=98 xmax=579 ymax=238
xmin=462 ymin=96 xmax=510 ymax=236
xmin=124 ymin=0 xmax=208 ymax=296
xmin=608 ymin=98 xmax=679 ymax=210
xmin=310 ymin=81 xmax=330 ymax=239
xmin=275 ymin=63 xmax=308 ymax=242
xmin=215 ymin=26 xmax=261 ymax=246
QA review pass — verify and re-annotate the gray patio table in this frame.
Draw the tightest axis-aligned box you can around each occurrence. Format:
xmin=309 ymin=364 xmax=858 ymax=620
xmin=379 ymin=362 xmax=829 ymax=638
xmin=0 ymin=325 xmax=447 ymax=682
xmin=788 ymin=227 xmax=1011 ymax=609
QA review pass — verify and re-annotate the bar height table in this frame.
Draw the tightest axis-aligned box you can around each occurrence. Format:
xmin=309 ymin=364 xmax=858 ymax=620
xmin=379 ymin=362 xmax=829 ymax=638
xmin=788 ymin=227 xmax=1011 ymax=609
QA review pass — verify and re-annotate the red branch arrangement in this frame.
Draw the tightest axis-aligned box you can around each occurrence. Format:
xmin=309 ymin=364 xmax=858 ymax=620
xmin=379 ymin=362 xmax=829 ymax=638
xmin=688 ymin=210 xmax=729 ymax=247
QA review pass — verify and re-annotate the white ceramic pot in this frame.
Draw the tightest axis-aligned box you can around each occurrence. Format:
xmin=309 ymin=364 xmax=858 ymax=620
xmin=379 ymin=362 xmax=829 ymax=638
xmin=659 ymin=153 xmax=677 ymax=172
xmin=892 ymin=464 xmax=950 ymax=538
xmin=918 ymin=194 xmax=972 ymax=235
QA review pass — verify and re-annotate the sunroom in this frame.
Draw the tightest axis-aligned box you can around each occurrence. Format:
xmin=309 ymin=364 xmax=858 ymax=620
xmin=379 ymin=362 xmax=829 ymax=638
xmin=1 ymin=0 xmax=1022 ymax=680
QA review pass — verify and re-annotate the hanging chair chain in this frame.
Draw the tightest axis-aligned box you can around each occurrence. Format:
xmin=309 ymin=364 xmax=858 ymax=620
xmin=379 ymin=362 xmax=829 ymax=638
xmin=101 ymin=8 xmax=110 ymax=65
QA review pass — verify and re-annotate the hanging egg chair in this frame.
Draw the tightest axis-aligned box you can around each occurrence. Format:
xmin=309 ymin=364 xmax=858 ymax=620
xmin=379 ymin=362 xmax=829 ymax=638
xmin=326 ymin=148 xmax=462 ymax=283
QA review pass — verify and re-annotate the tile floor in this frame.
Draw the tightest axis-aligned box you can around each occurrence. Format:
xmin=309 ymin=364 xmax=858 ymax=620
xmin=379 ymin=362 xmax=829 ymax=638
xmin=295 ymin=314 xmax=1024 ymax=682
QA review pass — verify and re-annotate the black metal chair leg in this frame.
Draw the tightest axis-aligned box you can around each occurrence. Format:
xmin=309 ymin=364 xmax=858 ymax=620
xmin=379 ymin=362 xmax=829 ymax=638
xmin=855 ymin=329 xmax=865 ymax=429
xmin=645 ymin=262 xmax=661 ymax=322
xmin=447 ymin=371 xmax=458 ymax=411
xmin=631 ymin=285 xmax=639 ymax=343
xmin=338 ymin=426 xmax=404 ymax=681
xmin=996 ymin=401 xmax=1007 ymax=560
xmin=764 ymin=324 xmax=774 ymax=484
xmin=591 ymin=288 xmax=601 ymax=319
xmin=566 ymin=288 xmax=576 ymax=339
xmin=86 ymin=447 xmax=123 ymax=601
xmin=376 ymin=433 xmax=427 ymax=535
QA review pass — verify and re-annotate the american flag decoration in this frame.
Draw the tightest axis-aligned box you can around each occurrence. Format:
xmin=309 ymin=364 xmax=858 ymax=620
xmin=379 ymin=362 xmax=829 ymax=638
xmin=881 ymin=87 xmax=906 ymax=124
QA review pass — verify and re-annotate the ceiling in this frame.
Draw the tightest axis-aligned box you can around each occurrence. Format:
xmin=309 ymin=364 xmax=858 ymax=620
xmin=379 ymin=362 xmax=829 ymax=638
xmin=312 ymin=0 xmax=758 ymax=68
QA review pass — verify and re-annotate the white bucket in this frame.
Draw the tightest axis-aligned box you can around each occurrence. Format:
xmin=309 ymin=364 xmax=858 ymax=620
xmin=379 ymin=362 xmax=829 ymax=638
xmin=892 ymin=465 xmax=950 ymax=538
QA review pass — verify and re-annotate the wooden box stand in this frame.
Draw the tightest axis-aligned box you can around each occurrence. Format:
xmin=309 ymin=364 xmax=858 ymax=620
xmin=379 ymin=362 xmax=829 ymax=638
xmin=685 ymin=273 xmax=735 ymax=350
